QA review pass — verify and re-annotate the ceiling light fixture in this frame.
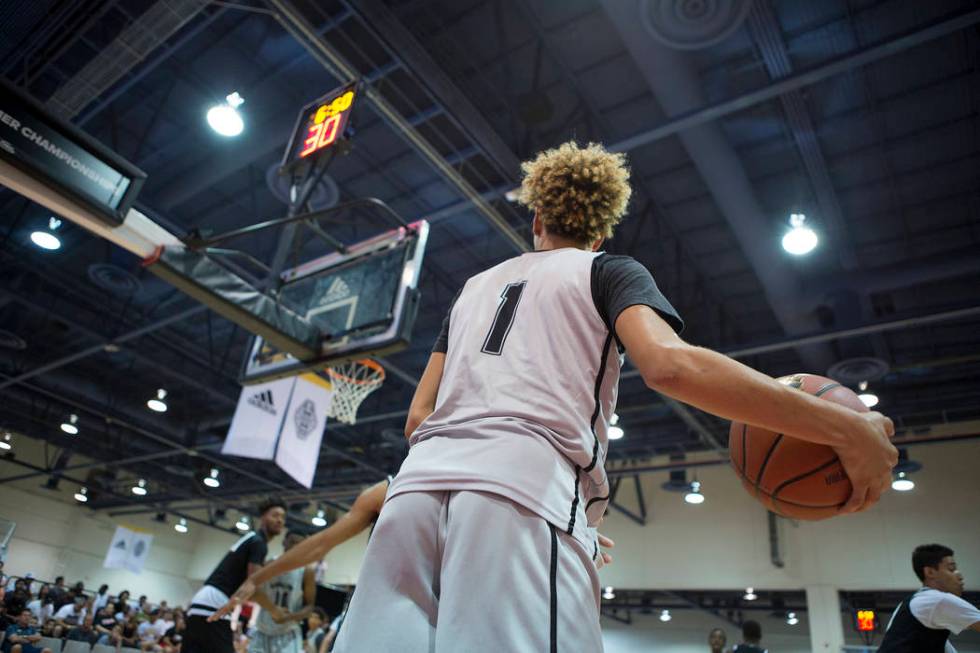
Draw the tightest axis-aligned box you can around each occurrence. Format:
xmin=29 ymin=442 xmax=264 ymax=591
xmin=684 ymin=480 xmax=705 ymax=505
xmin=857 ymin=381 xmax=879 ymax=408
xmin=203 ymin=468 xmax=221 ymax=488
xmin=235 ymin=515 xmax=250 ymax=532
xmin=660 ymin=609 xmax=672 ymax=622
xmin=131 ymin=479 xmax=148 ymax=496
xmin=602 ymin=586 xmax=615 ymax=600
xmin=0 ymin=432 xmax=11 ymax=451
xmin=312 ymin=509 xmax=327 ymax=527
xmin=786 ymin=611 xmax=799 ymax=626
xmin=147 ymin=388 xmax=168 ymax=413
xmin=781 ymin=213 xmax=818 ymax=256
xmin=744 ymin=587 xmax=758 ymax=601
xmin=174 ymin=518 xmax=188 ymax=534
xmin=207 ymin=92 xmax=245 ymax=137
xmin=30 ymin=217 xmax=63 ymax=251
xmin=60 ymin=414 xmax=79 ymax=435
xmin=892 ymin=471 xmax=915 ymax=492
xmin=74 ymin=487 xmax=88 ymax=503
xmin=608 ymin=425 xmax=625 ymax=440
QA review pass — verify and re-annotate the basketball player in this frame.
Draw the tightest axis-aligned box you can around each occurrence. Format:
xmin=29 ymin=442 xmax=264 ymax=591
xmin=210 ymin=480 xmax=387 ymax=616
xmin=183 ymin=497 xmax=287 ymax=653
xmin=211 ymin=478 xmax=615 ymax=647
xmin=878 ymin=544 xmax=980 ymax=652
xmin=323 ymin=140 xmax=897 ymax=651
xmin=732 ymin=620 xmax=766 ymax=653
xmin=708 ymin=627 xmax=728 ymax=653
xmin=249 ymin=532 xmax=316 ymax=653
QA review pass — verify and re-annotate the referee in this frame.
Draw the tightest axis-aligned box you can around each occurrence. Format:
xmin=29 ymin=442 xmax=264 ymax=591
xmin=183 ymin=497 xmax=287 ymax=653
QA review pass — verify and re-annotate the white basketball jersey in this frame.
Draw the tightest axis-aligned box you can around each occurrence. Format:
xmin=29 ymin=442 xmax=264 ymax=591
xmin=390 ymin=248 xmax=621 ymax=549
xmin=256 ymin=565 xmax=305 ymax=635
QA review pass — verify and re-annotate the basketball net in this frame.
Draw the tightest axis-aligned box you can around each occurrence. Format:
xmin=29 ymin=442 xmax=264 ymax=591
xmin=325 ymin=359 xmax=385 ymax=425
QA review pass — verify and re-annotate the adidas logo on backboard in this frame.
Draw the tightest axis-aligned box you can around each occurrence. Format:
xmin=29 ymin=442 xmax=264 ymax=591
xmin=324 ymin=277 xmax=351 ymax=303
xmin=247 ymin=389 xmax=276 ymax=415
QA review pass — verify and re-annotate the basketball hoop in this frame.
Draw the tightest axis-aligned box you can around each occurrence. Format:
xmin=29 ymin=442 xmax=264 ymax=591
xmin=325 ymin=358 xmax=385 ymax=424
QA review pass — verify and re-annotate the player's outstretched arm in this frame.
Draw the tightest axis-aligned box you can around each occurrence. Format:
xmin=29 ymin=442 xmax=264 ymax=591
xmin=616 ymin=304 xmax=897 ymax=514
xmin=208 ymin=480 xmax=388 ymax=622
xmin=405 ymin=353 xmax=445 ymax=438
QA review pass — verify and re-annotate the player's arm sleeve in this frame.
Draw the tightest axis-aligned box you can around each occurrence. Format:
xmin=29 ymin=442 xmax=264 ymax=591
xmin=247 ymin=536 xmax=268 ymax=566
xmin=913 ymin=592 xmax=980 ymax=634
xmin=431 ymin=286 xmax=464 ymax=354
xmin=591 ymin=254 xmax=683 ymax=340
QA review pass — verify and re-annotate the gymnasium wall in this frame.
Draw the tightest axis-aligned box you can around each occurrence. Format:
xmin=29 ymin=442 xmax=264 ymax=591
xmin=596 ymin=438 xmax=980 ymax=592
xmin=0 ymin=484 xmax=209 ymax=604
xmin=0 ymin=479 xmax=368 ymax=605
xmin=601 ymin=611 xmax=811 ymax=653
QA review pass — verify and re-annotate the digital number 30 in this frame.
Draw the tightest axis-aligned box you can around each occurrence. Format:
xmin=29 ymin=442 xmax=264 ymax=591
xmin=299 ymin=113 xmax=342 ymax=157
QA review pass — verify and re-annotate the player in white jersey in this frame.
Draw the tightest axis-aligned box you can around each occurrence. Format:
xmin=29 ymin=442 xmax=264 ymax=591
xmin=248 ymin=531 xmax=316 ymax=653
xmin=328 ymin=141 xmax=897 ymax=652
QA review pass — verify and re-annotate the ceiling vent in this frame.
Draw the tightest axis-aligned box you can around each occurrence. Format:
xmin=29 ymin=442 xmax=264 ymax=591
xmin=0 ymin=329 xmax=26 ymax=350
xmin=641 ymin=0 xmax=751 ymax=50
xmin=827 ymin=357 xmax=889 ymax=386
xmin=88 ymin=263 xmax=142 ymax=295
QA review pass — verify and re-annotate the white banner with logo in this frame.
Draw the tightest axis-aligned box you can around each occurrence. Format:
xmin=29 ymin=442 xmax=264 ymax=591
xmin=222 ymin=377 xmax=294 ymax=459
xmin=104 ymin=526 xmax=153 ymax=574
xmin=275 ymin=373 xmax=333 ymax=488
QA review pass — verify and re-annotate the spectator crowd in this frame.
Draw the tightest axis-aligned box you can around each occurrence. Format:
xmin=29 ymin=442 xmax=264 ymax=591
xmin=1 ymin=560 xmax=341 ymax=653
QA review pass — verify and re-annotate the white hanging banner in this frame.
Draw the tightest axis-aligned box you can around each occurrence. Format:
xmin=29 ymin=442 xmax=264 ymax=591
xmin=223 ymin=377 xmax=295 ymax=460
xmin=104 ymin=526 xmax=153 ymax=574
xmin=274 ymin=373 xmax=334 ymax=488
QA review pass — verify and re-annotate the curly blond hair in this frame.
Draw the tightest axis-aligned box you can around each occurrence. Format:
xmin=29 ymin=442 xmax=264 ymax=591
xmin=518 ymin=141 xmax=631 ymax=244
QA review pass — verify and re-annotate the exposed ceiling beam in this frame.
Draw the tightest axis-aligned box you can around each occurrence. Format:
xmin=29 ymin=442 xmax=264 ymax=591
xmin=267 ymin=0 xmax=528 ymax=254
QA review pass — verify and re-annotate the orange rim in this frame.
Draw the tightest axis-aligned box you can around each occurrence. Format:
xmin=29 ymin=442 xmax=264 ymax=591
xmin=325 ymin=358 xmax=386 ymax=385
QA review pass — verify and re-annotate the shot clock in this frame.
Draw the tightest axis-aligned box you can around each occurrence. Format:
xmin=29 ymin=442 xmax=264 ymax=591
xmin=281 ymin=82 xmax=359 ymax=171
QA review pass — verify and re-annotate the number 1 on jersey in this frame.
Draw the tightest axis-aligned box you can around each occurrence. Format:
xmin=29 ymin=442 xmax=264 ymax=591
xmin=482 ymin=281 xmax=526 ymax=356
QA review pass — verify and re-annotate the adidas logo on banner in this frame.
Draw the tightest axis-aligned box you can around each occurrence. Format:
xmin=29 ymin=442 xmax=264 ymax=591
xmin=324 ymin=277 xmax=351 ymax=303
xmin=247 ymin=389 xmax=277 ymax=415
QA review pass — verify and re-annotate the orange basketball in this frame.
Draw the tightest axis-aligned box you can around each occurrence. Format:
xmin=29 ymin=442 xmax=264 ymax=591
xmin=729 ymin=373 xmax=868 ymax=520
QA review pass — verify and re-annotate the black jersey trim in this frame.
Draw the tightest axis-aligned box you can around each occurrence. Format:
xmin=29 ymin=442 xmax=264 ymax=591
xmin=584 ymin=333 xmax=613 ymax=473
xmin=566 ymin=466 xmax=580 ymax=535
xmin=549 ymin=523 xmax=558 ymax=653
xmin=585 ymin=494 xmax=610 ymax=510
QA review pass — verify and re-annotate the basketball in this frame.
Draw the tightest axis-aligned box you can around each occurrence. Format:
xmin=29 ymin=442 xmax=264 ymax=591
xmin=729 ymin=373 xmax=869 ymax=520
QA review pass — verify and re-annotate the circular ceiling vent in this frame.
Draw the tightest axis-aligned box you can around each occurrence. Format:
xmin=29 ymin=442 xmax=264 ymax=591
xmin=88 ymin=263 xmax=142 ymax=295
xmin=641 ymin=0 xmax=752 ymax=50
xmin=827 ymin=357 xmax=890 ymax=386
xmin=266 ymin=163 xmax=339 ymax=211
xmin=0 ymin=329 xmax=26 ymax=350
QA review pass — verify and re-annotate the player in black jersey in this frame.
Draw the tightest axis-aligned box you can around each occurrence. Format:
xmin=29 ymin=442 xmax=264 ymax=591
xmin=183 ymin=497 xmax=287 ymax=653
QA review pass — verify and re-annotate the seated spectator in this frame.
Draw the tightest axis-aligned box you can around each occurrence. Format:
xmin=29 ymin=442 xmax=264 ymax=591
xmin=138 ymin=613 xmax=161 ymax=651
xmin=303 ymin=608 xmax=328 ymax=653
xmin=26 ymin=586 xmax=53 ymax=624
xmin=119 ymin=614 xmax=140 ymax=647
xmin=153 ymin=610 xmax=174 ymax=639
xmin=66 ymin=614 xmax=99 ymax=646
xmin=53 ymin=595 xmax=86 ymax=629
xmin=92 ymin=584 xmax=111 ymax=614
xmin=3 ymin=581 xmax=30 ymax=618
xmin=136 ymin=595 xmax=150 ymax=618
xmin=114 ymin=590 xmax=132 ymax=620
xmin=0 ymin=561 xmax=7 ymax=591
xmin=47 ymin=578 xmax=68 ymax=610
xmin=4 ymin=607 xmax=53 ymax=653
xmin=0 ymin=604 xmax=11 ymax=632
xmin=160 ymin=616 xmax=185 ymax=653
xmin=41 ymin=617 xmax=61 ymax=639
xmin=94 ymin=606 xmax=118 ymax=645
